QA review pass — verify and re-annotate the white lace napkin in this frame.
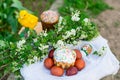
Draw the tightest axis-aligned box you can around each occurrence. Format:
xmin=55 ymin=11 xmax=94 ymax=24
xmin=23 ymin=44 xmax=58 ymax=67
xmin=20 ymin=35 xmax=120 ymax=80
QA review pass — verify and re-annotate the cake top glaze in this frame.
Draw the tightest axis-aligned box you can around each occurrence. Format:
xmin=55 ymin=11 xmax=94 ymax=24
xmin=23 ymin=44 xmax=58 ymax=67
xmin=54 ymin=47 xmax=76 ymax=63
xmin=40 ymin=10 xmax=59 ymax=24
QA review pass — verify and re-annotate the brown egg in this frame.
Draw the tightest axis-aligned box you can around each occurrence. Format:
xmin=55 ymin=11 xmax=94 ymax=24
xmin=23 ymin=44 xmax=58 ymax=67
xmin=51 ymin=66 xmax=64 ymax=76
xmin=75 ymin=59 xmax=85 ymax=71
xmin=48 ymin=49 xmax=54 ymax=58
xmin=74 ymin=49 xmax=82 ymax=59
xmin=44 ymin=58 xmax=54 ymax=69
xmin=66 ymin=66 xmax=78 ymax=76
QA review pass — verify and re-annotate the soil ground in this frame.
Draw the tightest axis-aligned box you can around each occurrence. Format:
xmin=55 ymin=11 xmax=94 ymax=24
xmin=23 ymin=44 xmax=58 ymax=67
xmin=93 ymin=0 xmax=120 ymax=80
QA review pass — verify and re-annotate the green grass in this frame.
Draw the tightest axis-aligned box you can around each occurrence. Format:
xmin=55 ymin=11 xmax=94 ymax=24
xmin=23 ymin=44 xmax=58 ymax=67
xmin=59 ymin=0 xmax=112 ymax=17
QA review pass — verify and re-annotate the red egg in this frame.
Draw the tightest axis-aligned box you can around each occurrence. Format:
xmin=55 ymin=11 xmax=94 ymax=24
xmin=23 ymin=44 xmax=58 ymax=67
xmin=48 ymin=49 xmax=54 ymax=58
xmin=75 ymin=59 xmax=85 ymax=71
xmin=66 ymin=66 xmax=78 ymax=76
xmin=51 ymin=66 xmax=64 ymax=76
xmin=44 ymin=58 xmax=54 ymax=69
xmin=74 ymin=49 xmax=82 ymax=59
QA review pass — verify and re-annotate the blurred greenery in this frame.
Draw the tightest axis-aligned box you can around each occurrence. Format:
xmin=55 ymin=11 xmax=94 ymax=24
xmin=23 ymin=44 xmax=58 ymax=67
xmin=0 ymin=0 xmax=30 ymax=41
xmin=0 ymin=0 xmax=54 ymax=42
xmin=59 ymin=0 xmax=112 ymax=17
xmin=20 ymin=0 xmax=55 ymax=16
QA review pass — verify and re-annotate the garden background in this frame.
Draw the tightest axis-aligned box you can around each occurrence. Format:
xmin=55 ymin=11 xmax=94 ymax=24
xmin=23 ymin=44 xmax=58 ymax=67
xmin=0 ymin=0 xmax=120 ymax=80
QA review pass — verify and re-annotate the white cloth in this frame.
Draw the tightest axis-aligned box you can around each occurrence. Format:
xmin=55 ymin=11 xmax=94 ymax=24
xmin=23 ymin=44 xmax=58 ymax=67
xmin=20 ymin=36 xmax=120 ymax=80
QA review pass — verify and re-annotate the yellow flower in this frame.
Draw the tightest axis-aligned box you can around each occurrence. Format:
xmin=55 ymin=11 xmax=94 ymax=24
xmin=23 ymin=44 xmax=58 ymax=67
xmin=18 ymin=10 xmax=38 ymax=29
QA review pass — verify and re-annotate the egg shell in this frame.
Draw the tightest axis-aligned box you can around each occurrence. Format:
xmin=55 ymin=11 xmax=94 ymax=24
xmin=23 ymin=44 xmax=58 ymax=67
xmin=44 ymin=58 xmax=54 ymax=69
xmin=75 ymin=59 xmax=85 ymax=71
xmin=48 ymin=49 xmax=54 ymax=58
xmin=51 ymin=66 xmax=64 ymax=76
xmin=66 ymin=66 xmax=78 ymax=76
xmin=74 ymin=49 xmax=82 ymax=59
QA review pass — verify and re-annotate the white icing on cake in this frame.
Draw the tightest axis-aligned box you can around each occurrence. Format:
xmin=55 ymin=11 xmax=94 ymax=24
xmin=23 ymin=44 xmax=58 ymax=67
xmin=53 ymin=47 xmax=76 ymax=63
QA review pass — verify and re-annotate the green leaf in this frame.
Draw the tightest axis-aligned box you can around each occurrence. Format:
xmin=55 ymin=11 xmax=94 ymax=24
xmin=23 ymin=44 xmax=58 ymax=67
xmin=11 ymin=0 xmax=26 ymax=10
xmin=7 ymin=14 xmax=18 ymax=33
xmin=11 ymin=0 xmax=32 ymax=13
